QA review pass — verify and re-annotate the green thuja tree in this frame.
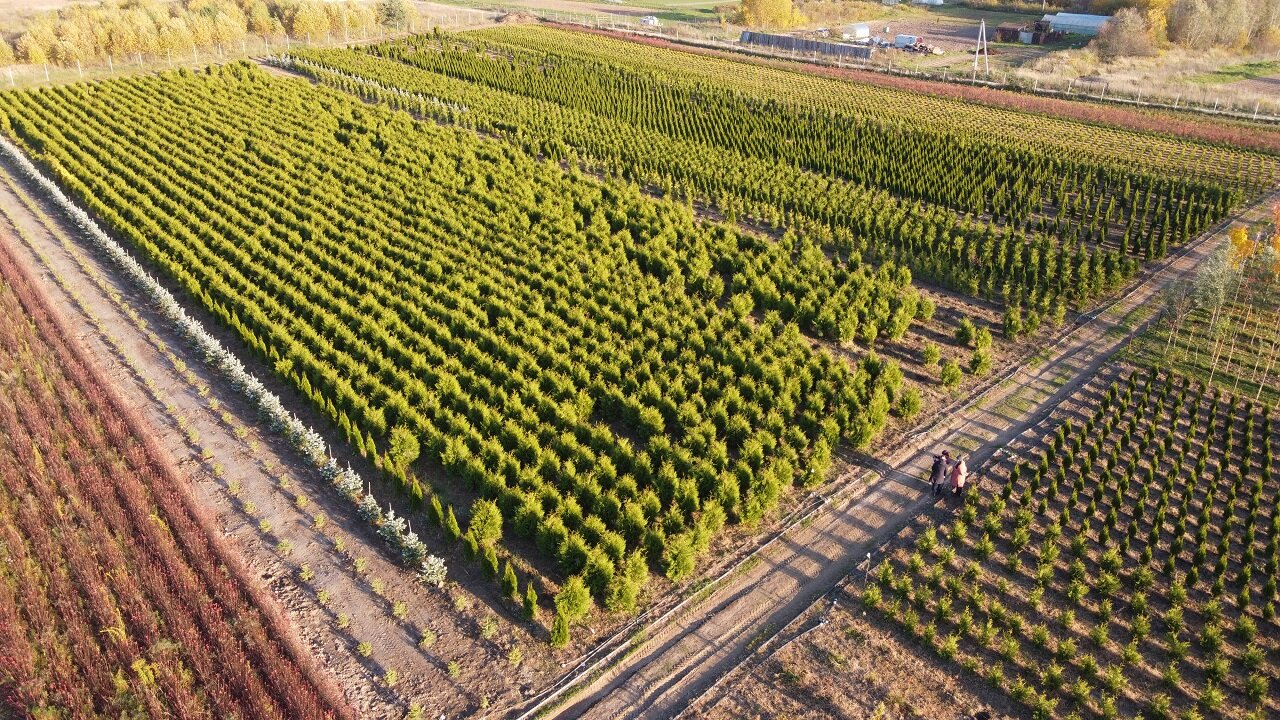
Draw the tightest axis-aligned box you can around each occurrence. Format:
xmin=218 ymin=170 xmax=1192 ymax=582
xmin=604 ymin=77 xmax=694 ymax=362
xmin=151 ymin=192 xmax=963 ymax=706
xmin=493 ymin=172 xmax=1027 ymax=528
xmin=550 ymin=608 xmax=570 ymax=649
xmin=524 ymin=582 xmax=539 ymax=621
xmin=468 ymin=499 xmax=503 ymax=547
xmin=443 ymin=505 xmax=461 ymax=542
xmin=502 ymin=562 xmax=519 ymax=601
xmin=387 ymin=425 xmax=420 ymax=470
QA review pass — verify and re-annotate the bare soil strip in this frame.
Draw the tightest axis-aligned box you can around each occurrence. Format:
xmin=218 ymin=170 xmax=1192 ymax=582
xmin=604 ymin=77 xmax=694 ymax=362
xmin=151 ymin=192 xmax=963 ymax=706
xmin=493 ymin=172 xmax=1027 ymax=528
xmin=523 ymin=189 xmax=1280 ymax=720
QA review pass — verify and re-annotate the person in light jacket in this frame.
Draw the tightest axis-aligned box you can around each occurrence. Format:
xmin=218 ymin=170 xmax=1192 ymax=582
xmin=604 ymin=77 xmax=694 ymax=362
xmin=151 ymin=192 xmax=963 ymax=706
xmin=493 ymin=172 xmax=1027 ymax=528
xmin=949 ymin=456 xmax=968 ymax=496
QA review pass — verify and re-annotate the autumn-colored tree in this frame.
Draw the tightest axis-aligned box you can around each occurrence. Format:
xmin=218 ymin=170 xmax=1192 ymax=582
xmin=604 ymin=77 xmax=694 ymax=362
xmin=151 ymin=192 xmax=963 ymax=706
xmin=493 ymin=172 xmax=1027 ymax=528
xmin=332 ymin=1 xmax=377 ymax=40
xmin=158 ymin=16 xmax=196 ymax=55
xmin=1213 ymin=225 xmax=1260 ymax=389
xmin=19 ymin=14 xmax=56 ymax=51
xmin=740 ymin=0 xmax=804 ymax=30
xmin=246 ymin=1 xmax=283 ymax=39
xmin=105 ymin=20 xmax=140 ymax=60
xmin=1227 ymin=223 xmax=1258 ymax=269
xmin=131 ymin=10 xmax=161 ymax=56
xmin=325 ymin=3 xmax=352 ymax=39
xmin=54 ymin=7 xmax=99 ymax=61
xmin=15 ymin=33 xmax=48 ymax=65
xmin=1217 ymin=0 xmax=1254 ymax=48
xmin=289 ymin=1 xmax=331 ymax=42
xmin=1195 ymin=221 xmax=1280 ymax=393
xmin=52 ymin=38 xmax=85 ymax=67
xmin=3 ymin=2 xmax=266 ymax=67
xmin=1167 ymin=0 xmax=1274 ymax=49
xmin=323 ymin=2 xmax=374 ymax=42
xmin=1094 ymin=8 xmax=1156 ymax=60
xmin=188 ymin=11 xmax=216 ymax=47
xmin=211 ymin=11 xmax=249 ymax=51
xmin=1137 ymin=0 xmax=1175 ymax=41
xmin=349 ymin=3 xmax=378 ymax=39
xmin=1257 ymin=0 xmax=1280 ymax=50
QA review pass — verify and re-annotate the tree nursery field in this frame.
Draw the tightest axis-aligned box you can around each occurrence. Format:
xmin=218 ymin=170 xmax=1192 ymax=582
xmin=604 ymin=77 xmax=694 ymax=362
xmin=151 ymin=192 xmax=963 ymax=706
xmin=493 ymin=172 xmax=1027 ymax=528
xmin=716 ymin=365 xmax=1279 ymax=720
xmin=0 ymin=19 xmax=1278 ymax=719
xmin=294 ymin=31 xmax=1254 ymax=310
xmin=711 ymin=363 xmax=1280 ymax=717
xmin=0 ymin=229 xmax=349 ymax=718
xmin=868 ymin=367 xmax=1279 ymax=720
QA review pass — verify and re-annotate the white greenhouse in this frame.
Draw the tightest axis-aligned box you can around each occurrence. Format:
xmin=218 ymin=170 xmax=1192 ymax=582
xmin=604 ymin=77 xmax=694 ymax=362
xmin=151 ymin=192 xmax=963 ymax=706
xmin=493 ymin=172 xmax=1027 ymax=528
xmin=1041 ymin=13 xmax=1111 ymax=36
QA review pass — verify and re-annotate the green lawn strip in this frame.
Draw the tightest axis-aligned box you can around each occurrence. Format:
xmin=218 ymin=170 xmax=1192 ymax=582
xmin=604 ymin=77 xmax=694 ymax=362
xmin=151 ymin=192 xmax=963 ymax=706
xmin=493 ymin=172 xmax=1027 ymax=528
xmin=1187 ymin=60 xmax=1280 ymax=85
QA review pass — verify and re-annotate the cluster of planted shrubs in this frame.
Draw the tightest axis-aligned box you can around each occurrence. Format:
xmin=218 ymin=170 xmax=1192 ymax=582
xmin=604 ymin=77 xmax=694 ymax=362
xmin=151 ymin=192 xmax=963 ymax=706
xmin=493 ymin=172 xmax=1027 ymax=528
xmin=0 ymin=63 xmax=918 ymax=649
xmin=863 ymin=368 xmax=1277 ymax=719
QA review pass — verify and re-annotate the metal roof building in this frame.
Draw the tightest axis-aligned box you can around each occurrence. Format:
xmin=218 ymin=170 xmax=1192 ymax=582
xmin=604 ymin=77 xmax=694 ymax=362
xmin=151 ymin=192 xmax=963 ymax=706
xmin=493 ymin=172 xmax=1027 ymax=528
xmin=1041 ymin=12 xmax=1111 ymax=36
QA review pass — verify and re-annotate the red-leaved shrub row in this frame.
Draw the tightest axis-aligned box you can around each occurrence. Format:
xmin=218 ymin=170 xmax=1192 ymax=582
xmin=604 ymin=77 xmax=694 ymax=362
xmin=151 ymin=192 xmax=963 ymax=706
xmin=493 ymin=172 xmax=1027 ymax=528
xmin=0 ymin=241 xmax=352 ymax=720
xmin=557 ymin=24 xmax=1280 ymax=156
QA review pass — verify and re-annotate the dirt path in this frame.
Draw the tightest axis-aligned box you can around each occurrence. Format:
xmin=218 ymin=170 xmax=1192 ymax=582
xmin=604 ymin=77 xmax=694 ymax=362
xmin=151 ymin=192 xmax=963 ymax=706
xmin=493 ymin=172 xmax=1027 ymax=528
xmin=0 ymin=152 xmax=547 ymax=718
xmin=522 ymin=189 xmax=1280 ymax=720
xmin=1229 ymin=73 xmax=1280 ymax=97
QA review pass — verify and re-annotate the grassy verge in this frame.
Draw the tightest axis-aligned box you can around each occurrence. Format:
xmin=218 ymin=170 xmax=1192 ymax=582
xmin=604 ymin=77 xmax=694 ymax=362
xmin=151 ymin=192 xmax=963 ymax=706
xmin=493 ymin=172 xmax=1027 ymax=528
xmin=1188 ymin=60 xmax=1280 ymax=85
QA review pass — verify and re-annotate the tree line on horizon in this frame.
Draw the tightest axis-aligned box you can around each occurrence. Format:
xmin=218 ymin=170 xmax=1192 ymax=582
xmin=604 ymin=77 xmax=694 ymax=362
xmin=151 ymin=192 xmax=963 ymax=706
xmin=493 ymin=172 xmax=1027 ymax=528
xmin=0 ymin=0 xmax=414 ymax=69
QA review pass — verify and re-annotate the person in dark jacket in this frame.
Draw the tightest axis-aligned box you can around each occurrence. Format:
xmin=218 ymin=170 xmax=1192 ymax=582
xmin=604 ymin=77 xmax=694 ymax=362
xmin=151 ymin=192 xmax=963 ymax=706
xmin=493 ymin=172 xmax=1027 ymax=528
xmin=929 ymin=451 xmax=950 ymax=496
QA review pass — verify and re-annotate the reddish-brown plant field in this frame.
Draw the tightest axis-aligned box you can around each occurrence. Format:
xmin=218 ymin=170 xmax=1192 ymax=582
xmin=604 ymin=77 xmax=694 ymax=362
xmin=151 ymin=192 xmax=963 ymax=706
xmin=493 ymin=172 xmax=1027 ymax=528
xmin=0 ymin=245 xmax=353 ymax=720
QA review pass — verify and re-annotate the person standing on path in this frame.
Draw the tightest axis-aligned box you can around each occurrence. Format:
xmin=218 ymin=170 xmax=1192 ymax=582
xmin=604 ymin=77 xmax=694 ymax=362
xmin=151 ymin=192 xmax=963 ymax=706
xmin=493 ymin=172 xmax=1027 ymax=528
xmin=949 ymin=455 xmax=968 ymax=496
xmin=929 ymin=451 xmax=950 ymax=496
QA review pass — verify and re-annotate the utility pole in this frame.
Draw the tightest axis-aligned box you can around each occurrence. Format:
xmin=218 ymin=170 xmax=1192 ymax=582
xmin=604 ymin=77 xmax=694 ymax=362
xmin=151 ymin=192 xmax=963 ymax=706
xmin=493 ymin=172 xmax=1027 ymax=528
xmin=982 ymin=21 xmax=990 ymax=76
xmin=972 ymin=19 xmax=988 ymax=81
